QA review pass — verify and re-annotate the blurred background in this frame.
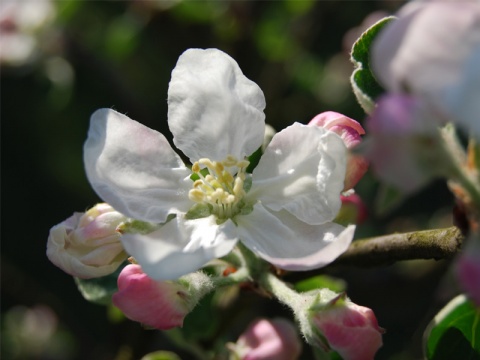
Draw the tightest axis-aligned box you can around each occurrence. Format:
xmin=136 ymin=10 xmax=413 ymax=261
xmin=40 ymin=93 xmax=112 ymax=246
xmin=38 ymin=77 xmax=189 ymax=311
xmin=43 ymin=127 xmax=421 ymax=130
xmin=2 ymin=1 xmax=460 ymax=359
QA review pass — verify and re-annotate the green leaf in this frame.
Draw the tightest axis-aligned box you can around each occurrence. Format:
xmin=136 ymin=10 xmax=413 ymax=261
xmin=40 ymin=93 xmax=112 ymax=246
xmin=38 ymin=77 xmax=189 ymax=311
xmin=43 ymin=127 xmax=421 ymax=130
xmin=141 ymin=351 xmax=181 ymax=360
xmin=74 ymin=262 xmax=127 ymax=305
xmin=350 ymin=16 xmax=395 ymax=114
xmin=424 ymin=294 xmax=480 ymax=360
xmin=295 ymin=275 xmax=347 ymax=293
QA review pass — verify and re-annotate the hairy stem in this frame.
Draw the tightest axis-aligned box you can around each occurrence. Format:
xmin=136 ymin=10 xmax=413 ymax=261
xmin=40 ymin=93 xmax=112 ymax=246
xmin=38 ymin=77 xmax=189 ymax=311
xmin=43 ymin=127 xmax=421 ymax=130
xmin=333 ymin=226 xmax=464 ymax=267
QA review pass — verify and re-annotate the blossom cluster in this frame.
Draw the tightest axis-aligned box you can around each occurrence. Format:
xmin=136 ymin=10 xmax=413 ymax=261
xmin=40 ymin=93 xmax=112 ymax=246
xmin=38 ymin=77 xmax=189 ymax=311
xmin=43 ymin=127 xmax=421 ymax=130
xmin=46 ymin=47 xmax=383 ymax=359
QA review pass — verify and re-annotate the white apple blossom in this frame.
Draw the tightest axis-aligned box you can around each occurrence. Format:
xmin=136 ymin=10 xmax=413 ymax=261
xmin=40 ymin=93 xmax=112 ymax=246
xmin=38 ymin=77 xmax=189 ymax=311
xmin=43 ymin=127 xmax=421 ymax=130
xmin=84 ymin=48 xmax=354 ymax=281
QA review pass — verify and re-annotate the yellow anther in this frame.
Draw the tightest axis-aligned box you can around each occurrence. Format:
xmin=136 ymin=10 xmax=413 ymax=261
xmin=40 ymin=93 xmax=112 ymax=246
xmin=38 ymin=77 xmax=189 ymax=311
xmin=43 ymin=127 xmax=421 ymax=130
xmin=193 ymin=180 xmax=203 ymax=188
xmin=205 ymin=174 xmax=214 ymax=183
xmin=199 ymin=158 xmax=214 ymax=169
xmin=211 ymin=188 xmax=224 ymax=200
xmin=215 ymin=162 xmax=224 ymax=173
xmin=237 ymin=160 xmax=250 ymax=168
xmin=192 ymin=162 xmax=201 ymax=173
xmin=189 ymin=189 xmax=205 ymax=202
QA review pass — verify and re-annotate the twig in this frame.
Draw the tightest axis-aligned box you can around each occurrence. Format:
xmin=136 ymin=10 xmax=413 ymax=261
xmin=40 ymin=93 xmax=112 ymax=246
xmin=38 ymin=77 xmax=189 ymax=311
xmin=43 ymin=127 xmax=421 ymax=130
xmin=333 ymin=226 xmax=464 ymax=267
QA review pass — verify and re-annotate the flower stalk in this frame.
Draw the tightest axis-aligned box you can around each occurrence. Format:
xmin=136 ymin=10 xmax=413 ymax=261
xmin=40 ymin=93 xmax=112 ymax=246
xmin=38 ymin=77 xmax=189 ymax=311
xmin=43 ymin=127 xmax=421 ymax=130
xmin=440 ymin=125 xmax=480 ymax=211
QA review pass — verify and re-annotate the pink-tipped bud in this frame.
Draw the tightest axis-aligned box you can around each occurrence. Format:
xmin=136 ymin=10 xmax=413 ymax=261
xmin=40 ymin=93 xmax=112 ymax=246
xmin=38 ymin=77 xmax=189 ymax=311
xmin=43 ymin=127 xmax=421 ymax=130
xmin=336 ymin=192 xmax=368 ymax=226
xmin=113 ymin=264 xmax=194 ymax=330
xmin=307 ymin=295 xmax=383 ymax=360
xmin=228 ymin=318 xmax=302 ymax=360
xmin=46 ymin=203 xmax=128 ymax=279
xmin=309 ymin=112 xmax=368 ymax=190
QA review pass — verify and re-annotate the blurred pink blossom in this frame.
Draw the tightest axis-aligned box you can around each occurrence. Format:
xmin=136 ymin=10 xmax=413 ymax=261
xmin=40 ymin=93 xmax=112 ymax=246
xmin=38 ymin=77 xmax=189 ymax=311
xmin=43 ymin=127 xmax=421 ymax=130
xmin=0 ymin=0 xmax=56 ymax=66
xmin=309 ymin=111 xmax=368 ymax=191
xmin=371 ymin=0 xmax=480 ymax=139
xmin=228 ymin=318 xmax=302 ymax=360
xmin=363 ymin=94 xmax=443 ymax=193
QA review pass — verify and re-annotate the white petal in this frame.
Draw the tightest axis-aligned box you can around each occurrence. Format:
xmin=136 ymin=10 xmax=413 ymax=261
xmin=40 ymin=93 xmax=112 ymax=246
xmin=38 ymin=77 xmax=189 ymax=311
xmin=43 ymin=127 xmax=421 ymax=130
xmin=121 ymin=215 xmax=238 ymax=280
xmin=84 ymin=109 xmax=193 ymax=223
xmin=168 ymin=48 xmax=266 ymax=162
xmin=237 ymin=204 xmax=354 ymax=271
xmin=248 ymin=123 xmax=346 ymax=225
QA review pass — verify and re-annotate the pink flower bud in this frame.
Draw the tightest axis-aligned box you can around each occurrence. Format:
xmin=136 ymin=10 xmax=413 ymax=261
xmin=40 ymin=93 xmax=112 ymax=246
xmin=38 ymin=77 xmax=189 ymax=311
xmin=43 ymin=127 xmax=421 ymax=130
xmin=336 ymin=193 xmax=368 ymax=226
xmin=309 ymin=112 xmax=368 ymax=190
xmin=112 ymin=264 xmax=196 ymax=330
xmin=46 ymin=203 xmax=128 ymax=279
xmin=309 ymin=296 xmax=383 ymax=360
xmin=228 ymin=318 xmax=302 ymax=360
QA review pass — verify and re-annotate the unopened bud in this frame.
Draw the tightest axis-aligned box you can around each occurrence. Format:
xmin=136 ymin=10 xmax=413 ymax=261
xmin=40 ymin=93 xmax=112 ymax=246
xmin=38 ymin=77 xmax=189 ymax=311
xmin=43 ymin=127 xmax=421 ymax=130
xmin=46 ymin=203 xmax=128 ymax=279
xmin=309 ymin=112 xmax=368 ymax=190
xmin=112 ymin=264 xmax=213 ymax=330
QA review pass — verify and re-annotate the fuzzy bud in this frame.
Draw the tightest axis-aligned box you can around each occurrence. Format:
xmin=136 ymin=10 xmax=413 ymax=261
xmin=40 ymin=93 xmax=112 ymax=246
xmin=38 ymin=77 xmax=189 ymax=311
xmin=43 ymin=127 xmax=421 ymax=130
xmin=112 ymin=264 xmax=213 ymax=330
xmin=297 ymin=290 xmax=383 ymax=360
xmin=309 ymin=112 xmax=368 ymax=190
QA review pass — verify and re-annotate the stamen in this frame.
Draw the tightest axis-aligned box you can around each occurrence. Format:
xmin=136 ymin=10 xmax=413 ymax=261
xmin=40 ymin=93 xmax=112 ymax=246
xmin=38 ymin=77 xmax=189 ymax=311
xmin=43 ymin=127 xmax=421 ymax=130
xmin=189 ymin=189 xmax=205 ymax=202
xmin=192 ymin=162 xmax=201 ymax=173
xmin=189 ymin=155 xmax=250 ymax=219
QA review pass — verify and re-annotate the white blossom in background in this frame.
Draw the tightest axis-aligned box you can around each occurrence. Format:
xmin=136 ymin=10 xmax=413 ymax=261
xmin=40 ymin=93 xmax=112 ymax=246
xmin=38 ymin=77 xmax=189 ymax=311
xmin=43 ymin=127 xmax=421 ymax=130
xmin=371 ymin=0 xmax=480 ymax=139
xmin=0 ymin=0 xmax=56 ymax=66
xmin=84 ymin=48 xmax=355 ymax=281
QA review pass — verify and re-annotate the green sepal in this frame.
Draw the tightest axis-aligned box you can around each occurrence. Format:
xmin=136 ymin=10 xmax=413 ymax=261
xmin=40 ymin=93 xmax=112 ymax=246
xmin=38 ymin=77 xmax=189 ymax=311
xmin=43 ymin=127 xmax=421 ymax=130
xmin=243 ymin=175 xmax=252 ymax=193
xmin=350 ymin=16 xmax=395 ymax=114
xmin=246 ymin=146 xmax=263 ymax=173
xmin=185 ymin=203 xmax=212 ymax=220
xmin=190 ymin=167 xmax=210 ymax=181
xmin=117 ymin=218 xmax=164 ymax=235
xmin=295 ymin=275 xmax=347 ymax=294
xmin=424 ymin=294 xmax=480 ymax=360
xmin=74 ymin=262 xmax=128 ymax=305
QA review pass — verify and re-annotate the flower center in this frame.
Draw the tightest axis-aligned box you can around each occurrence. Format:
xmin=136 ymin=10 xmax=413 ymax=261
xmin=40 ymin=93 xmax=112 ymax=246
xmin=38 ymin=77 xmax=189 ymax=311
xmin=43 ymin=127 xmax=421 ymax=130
xmin=188 ymin=155 xmax=250 ymax=220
